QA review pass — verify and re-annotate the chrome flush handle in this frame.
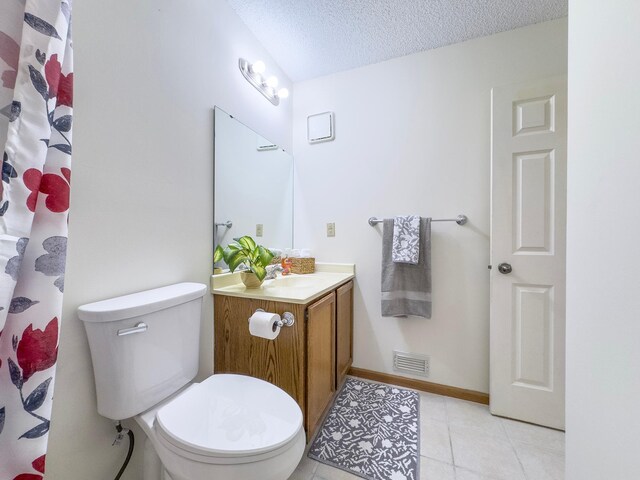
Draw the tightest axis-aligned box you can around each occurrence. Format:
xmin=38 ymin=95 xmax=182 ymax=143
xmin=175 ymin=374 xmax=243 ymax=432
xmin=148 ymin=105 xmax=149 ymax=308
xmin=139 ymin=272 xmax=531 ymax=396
xmin=117 ymin=322 xmax=148 ymax=336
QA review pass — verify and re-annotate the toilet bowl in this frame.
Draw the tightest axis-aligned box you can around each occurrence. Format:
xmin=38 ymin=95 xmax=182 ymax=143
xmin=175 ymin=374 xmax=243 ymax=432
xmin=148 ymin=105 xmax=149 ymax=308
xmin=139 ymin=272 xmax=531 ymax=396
xmin=79 ymin=283 xmax=305 ymax=480
xmin=136 ymin=374 xmax=305 ymax=480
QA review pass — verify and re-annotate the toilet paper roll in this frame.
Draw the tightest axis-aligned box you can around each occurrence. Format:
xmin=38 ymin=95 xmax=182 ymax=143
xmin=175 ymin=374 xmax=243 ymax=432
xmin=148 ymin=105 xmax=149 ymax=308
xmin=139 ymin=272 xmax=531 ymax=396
xmin=248 ymin=311 xmax=281 ymax=340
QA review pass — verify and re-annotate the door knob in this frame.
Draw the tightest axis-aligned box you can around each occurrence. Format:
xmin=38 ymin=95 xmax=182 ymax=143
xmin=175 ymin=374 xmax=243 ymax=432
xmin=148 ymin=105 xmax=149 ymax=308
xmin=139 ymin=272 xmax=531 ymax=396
xmin=498 ymin=263 xmax=512 ymax=274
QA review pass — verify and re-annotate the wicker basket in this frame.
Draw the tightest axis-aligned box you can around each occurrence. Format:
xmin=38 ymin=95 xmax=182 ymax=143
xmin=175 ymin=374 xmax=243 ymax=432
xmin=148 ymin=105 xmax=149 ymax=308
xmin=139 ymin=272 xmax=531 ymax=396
xmin=290 ymin=257 xmax=315 ymax=274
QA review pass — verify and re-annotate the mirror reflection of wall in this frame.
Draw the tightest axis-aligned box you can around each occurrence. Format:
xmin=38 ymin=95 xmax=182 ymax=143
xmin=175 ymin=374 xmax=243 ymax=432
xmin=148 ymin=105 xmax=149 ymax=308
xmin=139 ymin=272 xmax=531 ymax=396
xmin=214 ymin=107 xmax=293 ymax=269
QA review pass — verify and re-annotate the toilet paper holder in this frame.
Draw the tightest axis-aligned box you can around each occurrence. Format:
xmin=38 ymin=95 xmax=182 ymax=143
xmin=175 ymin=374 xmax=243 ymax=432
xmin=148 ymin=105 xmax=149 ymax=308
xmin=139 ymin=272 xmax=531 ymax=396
xmin=251 ymin=308 xmax=295 ymax=328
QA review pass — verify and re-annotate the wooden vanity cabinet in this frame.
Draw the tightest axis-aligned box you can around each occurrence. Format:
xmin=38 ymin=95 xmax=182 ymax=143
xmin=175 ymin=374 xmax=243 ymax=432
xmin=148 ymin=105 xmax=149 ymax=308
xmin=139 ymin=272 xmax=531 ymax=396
xmin=335 ymin=281 xmax=354 ymax=388
xmin=213 ymin=279 xmax=354 ymax=439
xmin=213 ymin=296 xmax=307 ymax=407
xmin=306 ymin=292 xmax=336 ymax=435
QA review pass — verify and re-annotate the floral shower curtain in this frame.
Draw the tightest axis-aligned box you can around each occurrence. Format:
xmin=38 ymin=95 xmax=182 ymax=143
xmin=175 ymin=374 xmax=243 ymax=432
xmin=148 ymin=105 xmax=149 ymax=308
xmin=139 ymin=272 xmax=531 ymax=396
xmin=0 ymin=1 xmax=72 ymax=478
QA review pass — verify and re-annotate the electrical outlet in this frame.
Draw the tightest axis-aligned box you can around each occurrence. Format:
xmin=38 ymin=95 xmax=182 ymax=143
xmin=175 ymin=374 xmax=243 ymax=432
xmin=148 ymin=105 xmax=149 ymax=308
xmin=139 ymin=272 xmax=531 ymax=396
xmin=327 ymin=222 xmax=335 ymax=237
xmin=256 ymin=224 xmax=263 ymax=237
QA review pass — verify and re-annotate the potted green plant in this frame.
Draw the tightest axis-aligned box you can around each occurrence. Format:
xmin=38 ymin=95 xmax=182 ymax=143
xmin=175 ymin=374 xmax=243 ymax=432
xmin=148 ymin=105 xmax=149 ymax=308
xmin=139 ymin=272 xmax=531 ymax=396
xmin=214 ymin=235 xmax=274 ymax=288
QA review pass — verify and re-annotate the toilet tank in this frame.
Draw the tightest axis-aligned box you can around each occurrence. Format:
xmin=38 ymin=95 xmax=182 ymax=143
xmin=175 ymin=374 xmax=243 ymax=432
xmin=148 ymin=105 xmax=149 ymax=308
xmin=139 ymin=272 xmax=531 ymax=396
xmin=79 ymin=283 xmax=207 ymax=420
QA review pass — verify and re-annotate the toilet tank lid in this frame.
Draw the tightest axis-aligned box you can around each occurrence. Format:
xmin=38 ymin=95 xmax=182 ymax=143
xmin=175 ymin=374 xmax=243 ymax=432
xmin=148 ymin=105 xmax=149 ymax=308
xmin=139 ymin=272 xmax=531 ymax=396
xmin=78 ymin=282 xmax=207 ymax=323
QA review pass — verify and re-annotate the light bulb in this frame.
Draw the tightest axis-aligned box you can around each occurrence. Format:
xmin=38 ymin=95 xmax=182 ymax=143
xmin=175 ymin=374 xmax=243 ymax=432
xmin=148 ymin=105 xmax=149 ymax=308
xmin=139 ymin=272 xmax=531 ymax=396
xmin=277 ymin=88 xmax=289 ymax=99
xmin=265 ymin=76 xmax=279 ymax=88
xmin=250 ymin=60 xmax=265 ymax=74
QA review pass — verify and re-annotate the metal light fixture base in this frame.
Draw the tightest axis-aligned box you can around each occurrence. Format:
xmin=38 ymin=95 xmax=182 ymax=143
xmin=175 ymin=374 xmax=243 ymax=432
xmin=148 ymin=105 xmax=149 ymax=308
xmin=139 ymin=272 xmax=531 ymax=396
xmin=239 ymin=58 xmax=280 ymax=106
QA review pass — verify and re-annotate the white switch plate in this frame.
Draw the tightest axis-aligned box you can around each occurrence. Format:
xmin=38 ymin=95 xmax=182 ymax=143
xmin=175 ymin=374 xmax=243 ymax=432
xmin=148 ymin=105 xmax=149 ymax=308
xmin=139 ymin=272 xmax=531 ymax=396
xmin=256 ymin=224 xmax=263 ymax=237
xmin=327 ymin=223 xmax=335 ymax=237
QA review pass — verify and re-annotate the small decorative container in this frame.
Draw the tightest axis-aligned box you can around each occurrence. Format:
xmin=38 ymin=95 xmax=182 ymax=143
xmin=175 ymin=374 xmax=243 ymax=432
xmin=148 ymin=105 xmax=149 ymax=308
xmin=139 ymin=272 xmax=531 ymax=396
xmin=290 ymin=257 xmax=315 ymax=274
xmin=240 ymin=271 xmax=264 ymax=288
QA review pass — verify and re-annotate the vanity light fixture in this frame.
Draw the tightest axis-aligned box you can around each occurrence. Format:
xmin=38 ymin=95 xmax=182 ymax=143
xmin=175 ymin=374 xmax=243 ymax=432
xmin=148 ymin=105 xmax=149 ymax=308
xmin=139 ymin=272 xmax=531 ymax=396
xmin=239 ymin=58 xmax=289 ymax=106
xmin=250 ymin=60 xmax=265 ymax=74
xmin=265 ymin=75 xmax=279 ymax=88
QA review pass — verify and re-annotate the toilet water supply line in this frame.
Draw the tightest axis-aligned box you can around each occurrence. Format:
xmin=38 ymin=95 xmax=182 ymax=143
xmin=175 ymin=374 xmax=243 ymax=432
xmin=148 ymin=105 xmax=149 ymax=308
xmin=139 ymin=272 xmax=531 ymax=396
xmin=113 ymin=421 xmax=135 ymax=480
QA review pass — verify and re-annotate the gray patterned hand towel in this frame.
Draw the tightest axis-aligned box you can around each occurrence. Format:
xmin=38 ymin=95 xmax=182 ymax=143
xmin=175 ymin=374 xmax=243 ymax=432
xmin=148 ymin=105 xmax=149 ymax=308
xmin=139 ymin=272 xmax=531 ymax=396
xmin=392 ymin=215 xmax=421 ymax=264
xmin=382 ymin=217 xmax=432 ymax=318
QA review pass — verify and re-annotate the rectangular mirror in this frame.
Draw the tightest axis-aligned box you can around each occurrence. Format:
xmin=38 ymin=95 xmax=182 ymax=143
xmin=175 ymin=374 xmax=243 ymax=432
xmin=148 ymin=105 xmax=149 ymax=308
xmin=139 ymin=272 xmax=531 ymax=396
xmin=214 ymin=107 xmax=293 ymax=269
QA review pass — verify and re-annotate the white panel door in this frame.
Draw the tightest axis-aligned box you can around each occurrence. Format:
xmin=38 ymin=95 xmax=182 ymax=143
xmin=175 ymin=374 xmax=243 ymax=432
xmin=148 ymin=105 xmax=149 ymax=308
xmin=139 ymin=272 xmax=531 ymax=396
xmin=490 ymin=76 xmax=567 ymax=429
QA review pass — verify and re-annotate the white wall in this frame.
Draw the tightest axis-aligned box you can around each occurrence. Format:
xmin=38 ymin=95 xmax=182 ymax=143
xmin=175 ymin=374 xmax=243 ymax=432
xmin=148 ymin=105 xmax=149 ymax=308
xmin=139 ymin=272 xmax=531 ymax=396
xmin=45 ymin=1 xmax=292 ymax=479
xmin=566 ymin=1 xmax=640 ymax=478
xmin=293 ymin=19 xmax=567 ymax=393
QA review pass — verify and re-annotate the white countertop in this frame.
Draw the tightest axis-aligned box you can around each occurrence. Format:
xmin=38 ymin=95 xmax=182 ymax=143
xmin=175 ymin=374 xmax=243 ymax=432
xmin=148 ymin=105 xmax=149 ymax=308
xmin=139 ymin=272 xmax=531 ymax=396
xmin=211 ymin=263 xmax=355 ymax=305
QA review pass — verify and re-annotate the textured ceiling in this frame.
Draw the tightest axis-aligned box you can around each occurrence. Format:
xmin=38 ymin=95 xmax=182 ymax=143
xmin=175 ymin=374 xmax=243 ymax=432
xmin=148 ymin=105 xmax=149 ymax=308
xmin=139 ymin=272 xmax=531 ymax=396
xmin=227 ymin=0 xmax=567 ymax=81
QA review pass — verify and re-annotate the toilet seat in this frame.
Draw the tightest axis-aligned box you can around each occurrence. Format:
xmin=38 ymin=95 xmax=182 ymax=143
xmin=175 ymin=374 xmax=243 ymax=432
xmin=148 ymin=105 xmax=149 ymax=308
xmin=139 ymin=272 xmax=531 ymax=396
xmin=155 ymin=374 xmax=303 ymax=464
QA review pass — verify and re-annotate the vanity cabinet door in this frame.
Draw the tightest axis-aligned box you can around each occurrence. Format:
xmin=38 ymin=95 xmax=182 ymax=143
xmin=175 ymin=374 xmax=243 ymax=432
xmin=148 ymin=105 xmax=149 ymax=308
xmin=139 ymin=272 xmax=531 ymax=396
xmin=336 ymin=281 xmax=354 ymax=388
xmin=306 ymin=292 xmax=336 ymax=436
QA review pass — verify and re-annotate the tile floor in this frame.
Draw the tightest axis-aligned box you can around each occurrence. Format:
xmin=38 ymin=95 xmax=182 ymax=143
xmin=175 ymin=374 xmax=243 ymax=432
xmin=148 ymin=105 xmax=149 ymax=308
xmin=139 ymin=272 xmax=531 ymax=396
xmin=289 ymin=388 xmax=565 ymax=480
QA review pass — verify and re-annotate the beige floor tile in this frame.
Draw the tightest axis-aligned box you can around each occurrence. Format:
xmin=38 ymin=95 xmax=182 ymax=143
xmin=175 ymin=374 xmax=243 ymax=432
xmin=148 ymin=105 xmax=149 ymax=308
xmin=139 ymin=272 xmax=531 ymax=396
xmin=501 ymin=418 xmax=565 ymax=454
xmin=455 ymin=467 xmax=501 ymax=480
xmin=419 ymin=392 xmax=448 ymax=422
xmin=420 ymin=456 xmax=455 ymax=480
xmin=445 ymin=398 xmax=506 ymax=439
xmin=314 ymin=463 xmax=363 ymax=480
xmin=420 ymin=417 xmax=453 ymax=463
xmin=288 ymin=456 xmax=319 ymax=480
xmin=289 ymin=470 xmax=315 ymax=480
xmin=449 ymin=424 xmax=525 ymax=480
xmin=303 ymin=379 xmax=565 ymax=480
xmin=514 ymin=441 xmax=565 ymax=480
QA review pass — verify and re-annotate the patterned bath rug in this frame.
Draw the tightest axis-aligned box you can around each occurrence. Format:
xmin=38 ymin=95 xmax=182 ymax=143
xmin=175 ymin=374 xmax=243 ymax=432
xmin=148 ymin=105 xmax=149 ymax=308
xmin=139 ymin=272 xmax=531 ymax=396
xmin=308 ymin=377 xmax=420 ymax=480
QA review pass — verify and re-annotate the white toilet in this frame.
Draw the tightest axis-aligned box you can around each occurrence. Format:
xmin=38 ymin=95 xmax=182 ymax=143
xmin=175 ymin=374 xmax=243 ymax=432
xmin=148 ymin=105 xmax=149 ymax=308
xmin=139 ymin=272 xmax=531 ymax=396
xmin=79 ymin=282 xmax=305 ymax=480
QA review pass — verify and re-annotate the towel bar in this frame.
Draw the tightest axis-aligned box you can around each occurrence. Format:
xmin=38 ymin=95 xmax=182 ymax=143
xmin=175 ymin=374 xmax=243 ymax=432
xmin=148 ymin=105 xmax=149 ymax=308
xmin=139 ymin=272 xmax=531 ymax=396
xmin=368 ymin=215 xmax=468 ymax=226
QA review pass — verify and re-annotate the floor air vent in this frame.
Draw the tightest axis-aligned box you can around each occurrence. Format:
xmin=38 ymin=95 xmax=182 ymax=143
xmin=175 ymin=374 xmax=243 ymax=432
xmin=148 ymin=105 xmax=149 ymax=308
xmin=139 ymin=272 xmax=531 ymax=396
xmin=393 ymin=351 xmax=430 ymax=377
